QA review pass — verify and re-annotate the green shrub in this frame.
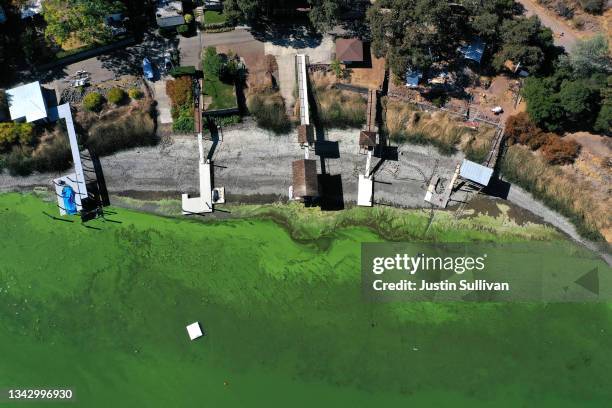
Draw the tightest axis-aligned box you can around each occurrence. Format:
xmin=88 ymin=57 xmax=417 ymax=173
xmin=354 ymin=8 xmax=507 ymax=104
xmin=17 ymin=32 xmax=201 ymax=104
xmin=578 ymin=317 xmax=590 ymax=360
xmin=128 ymin=88 xmax=143 ymax=100
xmin=248 ymin=93 xmax=291 ymax=134
xmin=0 ymin=122 xmax=35 ymax=152
xmin=169 ymin=66 xmax=197 ymax=77
xmin=579 ymin=0 xmax=604 ymax=13
xmin=177 ymin=24 xmax=189 ymax=35
xmin=83 ymin=92 xmax=105 ymax=112
xmin=203 ymin=47 xmax=222 ymax=79
xmin=5 ymin=147 xmax=33 ymax=176
xmin=173 ymin=116 xmax=195 ymax=133
xmin=107 ymin=88 xmax=126 ymax=105
xmin=184 ymin=13 xmax=193 ymax=24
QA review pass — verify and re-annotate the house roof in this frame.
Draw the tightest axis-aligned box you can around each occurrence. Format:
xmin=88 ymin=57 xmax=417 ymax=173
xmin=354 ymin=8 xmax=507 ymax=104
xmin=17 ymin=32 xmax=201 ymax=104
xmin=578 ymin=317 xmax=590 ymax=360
xmin=156 ymin=0 xmax=184 ymax=26
xmin=336 ymin=38 xmax=364 ymax=62
xmin=20 ymin=0 xmax=42 ymax=19
xmin=359 ymin=130 xmax=377 ymax=147
xmin=405 ymin=68 xmax=422 ymax=87
xmin=297 ymin=124 xmax=314 ymax=145
xmin=292 ymin=159 xmax=318 ymax=198
xmin=459 ymin=38 xmax=485 ymax=63
xmin=460 ymin=159 xmax=493 ymax=186
xmin=7 ymin=81 xmax=48 ymax=122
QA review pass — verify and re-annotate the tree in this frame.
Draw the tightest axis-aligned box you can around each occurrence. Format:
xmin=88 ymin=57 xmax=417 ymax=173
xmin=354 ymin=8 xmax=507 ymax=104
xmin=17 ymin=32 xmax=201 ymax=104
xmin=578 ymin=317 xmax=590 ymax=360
xmin=42 ymin=0 xmax=124 ymax=46
xmin=569 ymin=34 xmax=611 ymax=78
xmin=493 ymin=16 xmax=555 ymax=74
xmin=594 ymin=76 xmax=612 ymax=135
xmin=557 ymin=79 xmax=598 ymax=124
xmin=522 ymin=77 xmax=563 ymax=131
xmin=222 ymin=0 xmax=342 ymax=30
xmin=308 ymin=0 xmax=340 ymax=32
xmin=368 ymin=0 xmax=466 ymax=75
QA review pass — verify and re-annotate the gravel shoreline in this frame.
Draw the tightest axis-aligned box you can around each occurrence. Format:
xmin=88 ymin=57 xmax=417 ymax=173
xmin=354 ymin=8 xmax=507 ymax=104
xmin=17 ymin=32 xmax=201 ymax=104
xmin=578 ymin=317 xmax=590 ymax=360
xmin=1 ymin=120 xmax=609 ymax=264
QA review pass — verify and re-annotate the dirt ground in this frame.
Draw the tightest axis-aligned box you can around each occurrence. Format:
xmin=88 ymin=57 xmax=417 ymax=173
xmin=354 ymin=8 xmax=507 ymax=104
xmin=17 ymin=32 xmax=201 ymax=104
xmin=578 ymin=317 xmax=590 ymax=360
xmin=344 ymin=53 xmax=386 ymax=90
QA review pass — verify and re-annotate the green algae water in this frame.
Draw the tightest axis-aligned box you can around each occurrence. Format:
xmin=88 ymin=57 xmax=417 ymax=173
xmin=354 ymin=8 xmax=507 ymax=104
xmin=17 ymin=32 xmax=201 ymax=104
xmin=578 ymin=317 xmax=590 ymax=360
xmin=1 ymin=193 xmax=611 ymax=407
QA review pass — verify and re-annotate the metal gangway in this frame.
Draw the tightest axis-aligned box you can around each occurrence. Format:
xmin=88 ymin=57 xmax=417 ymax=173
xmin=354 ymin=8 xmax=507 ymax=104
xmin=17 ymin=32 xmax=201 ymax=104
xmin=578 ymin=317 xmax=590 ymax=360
xmin=296 ymin=54 xmax=310 ymax=126
xmin=365 ymin=89 xmax=377 ymax=132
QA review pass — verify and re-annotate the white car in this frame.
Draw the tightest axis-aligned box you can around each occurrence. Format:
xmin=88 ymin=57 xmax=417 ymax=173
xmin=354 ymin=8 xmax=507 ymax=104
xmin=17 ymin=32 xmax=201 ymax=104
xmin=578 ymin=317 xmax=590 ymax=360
xmin=491 ymin=106 xmax=503 ymax=114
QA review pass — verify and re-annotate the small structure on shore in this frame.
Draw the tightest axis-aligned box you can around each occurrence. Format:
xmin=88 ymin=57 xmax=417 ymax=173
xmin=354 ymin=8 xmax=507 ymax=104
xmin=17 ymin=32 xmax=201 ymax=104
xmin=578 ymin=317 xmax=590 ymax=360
xmin=298 ymin=124 xmax=314 ymax=148
xmin=357 ymin=89 xmax=379 ymax=207
xmin=335 ymin=38 xmax=364 ymax=65
xmin=291 ymin=159 xmax=318 ymax=200
xmin=182 ymin=134 xmax=225 ymax=214
xmin=8 ymin=81 xmax=104 ymax=220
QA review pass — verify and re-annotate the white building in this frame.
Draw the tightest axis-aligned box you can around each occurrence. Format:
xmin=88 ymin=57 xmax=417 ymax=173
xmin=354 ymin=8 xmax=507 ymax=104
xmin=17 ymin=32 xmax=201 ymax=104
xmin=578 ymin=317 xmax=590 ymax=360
xmin=156 ymin=0 xmax=184 ymax=28
xmin=6 ymin=81 xmax=48 ymax=123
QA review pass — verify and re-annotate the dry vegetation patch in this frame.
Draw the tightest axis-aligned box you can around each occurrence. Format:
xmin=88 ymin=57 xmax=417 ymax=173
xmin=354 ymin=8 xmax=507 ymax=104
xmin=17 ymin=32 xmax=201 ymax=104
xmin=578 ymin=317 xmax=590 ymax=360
xmin=384 ymin=99 xmax=496 ymax=158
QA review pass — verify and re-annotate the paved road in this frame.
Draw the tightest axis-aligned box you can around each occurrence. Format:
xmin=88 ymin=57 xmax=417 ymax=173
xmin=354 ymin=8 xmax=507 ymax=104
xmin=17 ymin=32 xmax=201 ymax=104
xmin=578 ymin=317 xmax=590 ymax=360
xmin=202 ymin=29 xmax=258 ymax=48
xmin=516 ymin=0 xmax=580 ymax=50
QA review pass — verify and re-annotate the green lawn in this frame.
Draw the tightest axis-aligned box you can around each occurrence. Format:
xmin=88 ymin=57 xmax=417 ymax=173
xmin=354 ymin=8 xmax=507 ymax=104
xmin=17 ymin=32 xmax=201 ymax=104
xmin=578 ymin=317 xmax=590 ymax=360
xmin=204 ymin=77 xmax=237 ymax=110
xmin=204 ymin=10 xmax=228 ymax=25
xmin=1 ymin=193 xmax=612 ymax=407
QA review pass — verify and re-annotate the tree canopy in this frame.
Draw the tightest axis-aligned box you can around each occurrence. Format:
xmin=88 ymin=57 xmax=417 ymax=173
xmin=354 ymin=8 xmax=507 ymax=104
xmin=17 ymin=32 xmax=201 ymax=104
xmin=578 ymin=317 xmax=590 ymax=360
xmin=42 ymin=0 xmax=124 ymax=46
xmin=223 ymin=0 xmax=344 ymax=31
xmin=367 ymin=0 xmax=555 ymax=79
xmin=568 ymin=34 xmax=612 ymax=78
xmin=522 ymin=36 xmax=610 ymax=135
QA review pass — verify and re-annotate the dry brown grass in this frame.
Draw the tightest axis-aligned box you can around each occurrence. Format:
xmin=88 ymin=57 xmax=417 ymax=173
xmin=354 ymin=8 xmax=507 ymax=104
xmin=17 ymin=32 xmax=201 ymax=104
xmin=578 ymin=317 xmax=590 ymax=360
xmin=384 ymin=99 xmax=496 ymax=159
xmin=501 ymin=145 xmax=611 ymax=241
xmin=310 ymin=72 xmax=366 ymax=128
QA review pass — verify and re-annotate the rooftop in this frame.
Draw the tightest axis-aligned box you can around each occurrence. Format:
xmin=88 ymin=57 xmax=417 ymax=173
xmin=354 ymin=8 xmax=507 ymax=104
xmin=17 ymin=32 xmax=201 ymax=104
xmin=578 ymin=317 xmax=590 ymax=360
xmin=460 ymin=159 xmax=493 ymax=186
xmin=292 ymin=159 xmax=318 ymax=198
xmin=297 ymin=124 xmax=314 ymax=145
xmin=405 ymin=68 xmax=422 ymax=87
xmin=7 ymin=81 xmax=48 ymax=123
xmin=359 ymin=130 xmax=377 ymax=147
xmin=156 ymin=0 xmax=183 ymax=18
xmin=20 ymin=0 xmax=43 ymax=19
xmin=459 ymin=38 xmax=485 ymax=64
xmin=336 ymin=38 xmax=364 ymax=63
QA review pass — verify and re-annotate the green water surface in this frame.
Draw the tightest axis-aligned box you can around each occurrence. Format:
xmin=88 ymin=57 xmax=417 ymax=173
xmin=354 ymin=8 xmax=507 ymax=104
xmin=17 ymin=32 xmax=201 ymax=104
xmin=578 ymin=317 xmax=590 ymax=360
xmin=1 ymin=194 xmax=611 ymax=407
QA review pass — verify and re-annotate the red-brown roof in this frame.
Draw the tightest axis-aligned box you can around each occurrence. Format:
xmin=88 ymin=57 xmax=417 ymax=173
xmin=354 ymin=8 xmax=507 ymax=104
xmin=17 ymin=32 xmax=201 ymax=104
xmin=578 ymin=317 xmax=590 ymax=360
xmin=292 ymin=159 xmax=318 ymax=198
xmin=336 ymin=38 xmax=364 ymax=62
xmin=297 ymin=124 xmax=314 ymax=145
xmin=359 ymin=130 xmax=377 ymax=147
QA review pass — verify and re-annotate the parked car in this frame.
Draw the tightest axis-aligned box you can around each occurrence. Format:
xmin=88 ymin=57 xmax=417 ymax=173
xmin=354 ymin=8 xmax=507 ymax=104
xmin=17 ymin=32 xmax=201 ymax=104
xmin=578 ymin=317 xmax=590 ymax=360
xmin=143 ymin=57 xmax=154 ymax=80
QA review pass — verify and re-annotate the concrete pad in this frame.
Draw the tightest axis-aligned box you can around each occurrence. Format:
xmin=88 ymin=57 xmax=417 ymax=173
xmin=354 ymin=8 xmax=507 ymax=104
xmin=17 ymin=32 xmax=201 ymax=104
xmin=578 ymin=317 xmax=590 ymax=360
xmin=153 ymin=80 xmax=173 ymax=124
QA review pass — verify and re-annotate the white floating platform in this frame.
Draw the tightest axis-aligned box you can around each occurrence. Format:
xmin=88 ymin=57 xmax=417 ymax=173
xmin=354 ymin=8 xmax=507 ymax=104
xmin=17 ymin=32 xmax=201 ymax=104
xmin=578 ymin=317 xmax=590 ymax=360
xmin=357 ymin=174 xmax=373 ymax=207
xmin=186 ymin=322 xmax=203 ymax=340
xmin=182 ymin=161 xmax=213 ymax=214
xmin=53 ymin=174 xmax=86 ymax=216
